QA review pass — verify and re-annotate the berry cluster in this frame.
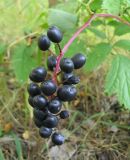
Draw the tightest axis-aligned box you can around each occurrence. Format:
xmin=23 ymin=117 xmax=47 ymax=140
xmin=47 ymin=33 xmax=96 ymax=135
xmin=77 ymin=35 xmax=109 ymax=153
xmin=27 ymin=26 xmax=86 ymax=145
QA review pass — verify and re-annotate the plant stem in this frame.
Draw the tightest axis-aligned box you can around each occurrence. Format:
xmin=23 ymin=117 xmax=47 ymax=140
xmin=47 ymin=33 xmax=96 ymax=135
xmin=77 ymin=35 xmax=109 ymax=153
xmin=52 ymin=13 xmax=130 ymax=83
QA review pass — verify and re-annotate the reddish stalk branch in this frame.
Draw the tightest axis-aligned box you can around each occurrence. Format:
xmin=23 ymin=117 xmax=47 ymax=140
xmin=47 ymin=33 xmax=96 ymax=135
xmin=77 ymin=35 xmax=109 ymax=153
xmin=52 ymin=13 xmax=130 ymax=83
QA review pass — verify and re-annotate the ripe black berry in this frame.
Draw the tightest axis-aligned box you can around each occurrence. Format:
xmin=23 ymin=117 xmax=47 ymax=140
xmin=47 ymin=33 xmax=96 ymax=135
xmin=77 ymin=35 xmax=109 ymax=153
xmin=52 ymin=132 xmax=65 ymax=145
xmin=29 ymin=67 xmax=47 ymax=83
xmin=59 ymin=110 xmax=69 ymax=119
xmin=47 ymin=26 xmax=63 ymax=43
xmin=28 ymin=96 xmax=35 ymax=107
xmin=33 ymin=108 xmax=47 ymax=121
xmin=48 ymin=98 xmax=62 ymax=114
xmin=34 ymin=117 xmax=44 ymax=128
xmin=27 ymin=83 xmax=41 ymax=96
xmin=60 ymin=58 xmax=74 ymax=73
xmin=57 ymin=85 xmax=77 ymax=101
xmin=38 ymin=35 xmax=51 ymax=51
xmin=41 ymin=80 xmax=57 ymax=96
xmin=33 ymin=95 xmax=48 ymax=110
xmin=62 ymin=73 xmax=80 ymax=85
xmin=39 ymin=127 xmax=52 ymax=138
xmin=43 ymin=114 xmax=58 ymax=128
xmin=71 ymin=53 xmax=86 ymax=69
xmin=47 ymin=55 xmax=57 ymax=71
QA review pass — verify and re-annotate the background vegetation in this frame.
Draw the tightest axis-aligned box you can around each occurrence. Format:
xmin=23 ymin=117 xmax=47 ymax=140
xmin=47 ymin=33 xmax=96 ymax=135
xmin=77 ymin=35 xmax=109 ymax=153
xmin=1 ymin=0 xmax=130 ymax=159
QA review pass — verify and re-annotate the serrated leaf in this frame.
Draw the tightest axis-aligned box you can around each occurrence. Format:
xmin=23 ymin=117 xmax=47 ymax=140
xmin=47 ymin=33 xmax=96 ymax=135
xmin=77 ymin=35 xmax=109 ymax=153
xmin=114 ymin=23 xmax=130 ymax=35
xmin=102 ymin=0 xmax=120 ymax=15
xmin=48 ymin=9 xmax=77 ymax=32
xmin=114 ymin=40 xmax=130 ymax=50
xmin=88 ymin=28 xmax=106 ymax=39
xmin=105 ymin=55 xmax=130 ymax=109
xmin=11 ymin=43 xmax=37 ymax=84
xmin=86 ymin=43 xmax=112 ymax=71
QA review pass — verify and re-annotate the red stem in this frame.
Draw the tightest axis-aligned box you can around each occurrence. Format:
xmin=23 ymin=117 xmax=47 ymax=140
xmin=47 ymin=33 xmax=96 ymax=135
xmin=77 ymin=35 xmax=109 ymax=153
xmin=52 ymin=13 xmax=130 ymax=83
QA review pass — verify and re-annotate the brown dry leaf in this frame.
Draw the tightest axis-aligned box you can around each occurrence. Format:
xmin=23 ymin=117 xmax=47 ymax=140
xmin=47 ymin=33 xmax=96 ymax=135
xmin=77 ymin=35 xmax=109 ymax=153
xmin=3 ymin=122 xmax=13 ymax=133
xmin=22 ymin=130 xmax=30 ymax=140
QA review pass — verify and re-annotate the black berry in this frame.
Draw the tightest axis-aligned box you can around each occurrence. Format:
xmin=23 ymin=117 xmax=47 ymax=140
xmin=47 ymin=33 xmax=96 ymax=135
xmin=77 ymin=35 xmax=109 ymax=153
xmin=47 ymin=55 xmax=57 ymax=71
xmin=38 ymin=35 xmax=51 ymax=51
xmin=47 ymin=26 xmax=63 ymax=43
xmin=33 ymin=95 xmax=48 ymax=110
xmin=29 ymin=67 xmax=47 ymax=83
xmin=52 ymin=132 xmax=65 ymax=145
xmin=60 ymin=58 xmax=74 ymax=73
xmin=43 ymin=114 xmax=58 ymax=128
xmin=60 ymin=110 xmax=69 ymax=119
xmin=39 ymin=127 xmax=52 ymax=138
xmin=41 ymin=80 xmax=57 ymax=96
xmin=62 ymin=73 xmax=80 ymax=85
xmin=57 ymin=85 xmax=77 ymax=101
xmin=28 ymin=96 xmax=35 ymax=107
xmin=48 ymin=98 xmax=62 ymax=114
xmin=71 ymin=53 xmax=86 ymax=69
xmin=33 ymin=108 xmax=47 ymax=121
xmin=34 ymin=117 xmax=44 ymax=128
xmin=27 ymin=83 xmax=41 ymax=96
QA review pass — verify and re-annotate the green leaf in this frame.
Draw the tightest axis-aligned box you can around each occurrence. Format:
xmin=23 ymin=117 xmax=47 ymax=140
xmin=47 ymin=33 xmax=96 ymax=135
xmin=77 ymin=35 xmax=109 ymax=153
xmin=102 ymin=0 xmax=121 ymax=15
xmin=11 ymin=43 xmax=37 ymax=84
xmin=54 ymin=0 xmax=78 ymax=13
xmin=48 ymin=9 xmax=77 ymax=32
xmin=88 ymin=28 xmax=106 ymax=39
xmin=12 ymin=133 xmax=23 ymax=160
xmin=90 ymin=0 xmax=103 ymax=11
xmin=105 ymin=55 xmax=130 ymax=109
xmin=114 ymin=40 xmax=130 ymax=50
xmin=86 ymin=43 xmax=112 ymax=71
xmin=0 ymin=149 xmax=5 ymax=160
xmin=114 ymin=23 xmax=130 ymax=35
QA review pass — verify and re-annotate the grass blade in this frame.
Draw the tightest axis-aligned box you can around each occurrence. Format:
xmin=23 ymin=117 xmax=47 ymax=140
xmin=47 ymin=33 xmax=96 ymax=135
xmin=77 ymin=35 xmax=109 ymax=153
xmin=0 ymin=148 xmax=5 ymax=160
xmin=12 ymin=133 xmax=23 ymax=160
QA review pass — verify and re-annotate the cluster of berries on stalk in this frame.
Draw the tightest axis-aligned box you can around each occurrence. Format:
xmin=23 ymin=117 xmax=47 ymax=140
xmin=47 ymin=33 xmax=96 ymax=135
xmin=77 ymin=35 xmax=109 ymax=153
xmin=27 ymin=26 xmax=86 ymax=145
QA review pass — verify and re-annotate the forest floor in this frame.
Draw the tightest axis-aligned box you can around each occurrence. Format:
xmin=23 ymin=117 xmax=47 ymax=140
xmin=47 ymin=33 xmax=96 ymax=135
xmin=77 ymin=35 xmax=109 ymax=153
xmin=1 ymin=69 xmax=130 ymax=160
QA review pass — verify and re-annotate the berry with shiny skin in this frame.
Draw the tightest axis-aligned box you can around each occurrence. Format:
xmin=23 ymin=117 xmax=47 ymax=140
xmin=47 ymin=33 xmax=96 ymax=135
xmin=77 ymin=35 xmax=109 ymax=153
xmin=28 ymin=96 xmax=35 ymax=107
xmin=57 ymin=85 xmax=77 ymax=101
xmin=41 ymin=80 xmax=57 ymax=96
xmin=47 ymin=26 xmax=63 ymax=43
xmin=59 ymin=110 xmax=69 ymax=119
xmin=47 ymin=55 xmax=57 ymax=71
xmin=52 ymin=132 xmax=65 ymax=145
xmin=29 ymin=67 xmax=47 ymax=83
xmin=33 ymin=108 xmax=47 ymax=121
xmin=60 ymin=58 xmax=74 ymax=73
xmin=38 ymin=35 xmax=51 ymax=51
xmin=33 ymin=95 xmax=48 ymax=110
xmin=62 ymin=73 xmax=80 ymax=85
xmin=39 ymin=127 xmax=52 ymax=138
xmin=48 ymin=98 xmax=62 ymax=114
xmin=71 ymin=53 xmax=86 ymax=69
xmin=43 ymin=114 xmax=58 ymax=128
xmin=27 ymin=83 xmax=41 ymax=97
